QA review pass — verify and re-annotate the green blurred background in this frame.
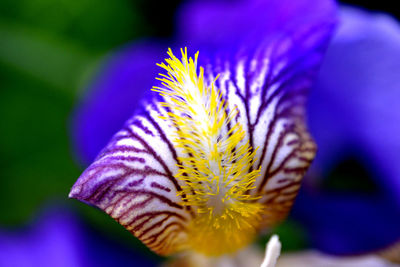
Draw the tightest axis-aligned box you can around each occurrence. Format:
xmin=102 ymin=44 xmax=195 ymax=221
xmin=0 ymin=0 xmax=181 ymax=256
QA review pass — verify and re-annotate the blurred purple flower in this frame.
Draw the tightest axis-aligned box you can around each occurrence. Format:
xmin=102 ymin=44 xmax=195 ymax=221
xmin=70 ymin=0 xmax=400 ymax=258
xmin=291 ymin=6 xmax=400 ymax=255
xmin=0 ymin=205 xmax=157 ymax=267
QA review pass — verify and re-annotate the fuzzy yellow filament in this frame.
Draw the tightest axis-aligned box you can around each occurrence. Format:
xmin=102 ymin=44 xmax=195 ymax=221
xmin=153 ymin=48 xmax=263 ymax=256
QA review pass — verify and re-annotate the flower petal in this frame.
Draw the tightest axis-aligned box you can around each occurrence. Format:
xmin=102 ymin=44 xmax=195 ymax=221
xmin=293 ymin=190 xmax=400 ymax=255
xmin=70 ymin=101 xmax=193 ymax=255
xmin=276 ymin=251 xmax=397 ymax=267
xmin=178 ymin=0 xmax=336 ymax=49
xmin=0 ymin=206 xmax=157 ymax=267
xmin=307 ymin=6 xmax=400 ymax=204
xmin=70 ymin=0 xmax=337 ymax=256
xmin=292 ymin=6 xmax=400 ymax=254
xmin=195 ymin=18 xmax=335 ymax=226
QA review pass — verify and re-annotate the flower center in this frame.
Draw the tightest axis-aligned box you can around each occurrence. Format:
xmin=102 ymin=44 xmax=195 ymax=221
xmin=153 ymin=48 xmax=263 ymax=256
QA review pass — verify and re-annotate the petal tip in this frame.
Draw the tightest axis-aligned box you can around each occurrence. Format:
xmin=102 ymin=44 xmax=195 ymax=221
xmin=68 ymin=189 xmax=77 ymax=199
xmin=68 ymin=181 xmax=83 ymax=200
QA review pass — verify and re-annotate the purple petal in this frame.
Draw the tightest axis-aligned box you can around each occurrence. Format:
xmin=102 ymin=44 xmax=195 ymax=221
xmin=0 ymin=208 xmax=86 ymax=267
xmin=0 ymin=206 xmax=157 ymax=267
xmin=293 ymin=6 xmax=400 ymax=254
xmin=197 ymin=20 xmax=333 ymax=224
xmin=308 ymin=6 xmax=400 ymax=209
xmin=70 ymin=99 xmax=194 ymax=255
xmin=177 ymin=0 xmax=336 ymax=49
xmin=293 ymin=191 xmax=400 ymax=255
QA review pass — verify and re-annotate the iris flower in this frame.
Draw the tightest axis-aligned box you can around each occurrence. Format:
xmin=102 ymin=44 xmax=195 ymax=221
xmin=70 ymin=0 xmax=334 ymax=259
xmin=69 ymin=0 xmax=400 ymax=265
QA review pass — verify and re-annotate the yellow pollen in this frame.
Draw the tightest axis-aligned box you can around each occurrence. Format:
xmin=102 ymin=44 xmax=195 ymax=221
xmin=153 ymin=48 xmax=263 ymax=256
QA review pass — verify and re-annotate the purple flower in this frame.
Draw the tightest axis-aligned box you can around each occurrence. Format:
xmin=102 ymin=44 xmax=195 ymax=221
xmin=291 ymin=6 xmax=400 ymax=255
xmin=69 ymin=0 xmax=336 ymax=257
xmin=0 ymin=205 xmax=157 ymax=267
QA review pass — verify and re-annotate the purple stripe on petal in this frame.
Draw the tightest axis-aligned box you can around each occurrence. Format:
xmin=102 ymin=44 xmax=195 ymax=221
xmin=70 ymin=102 xmax=192 ymax=255
xmin=196 ymin=20 xmax=334 ymax=225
